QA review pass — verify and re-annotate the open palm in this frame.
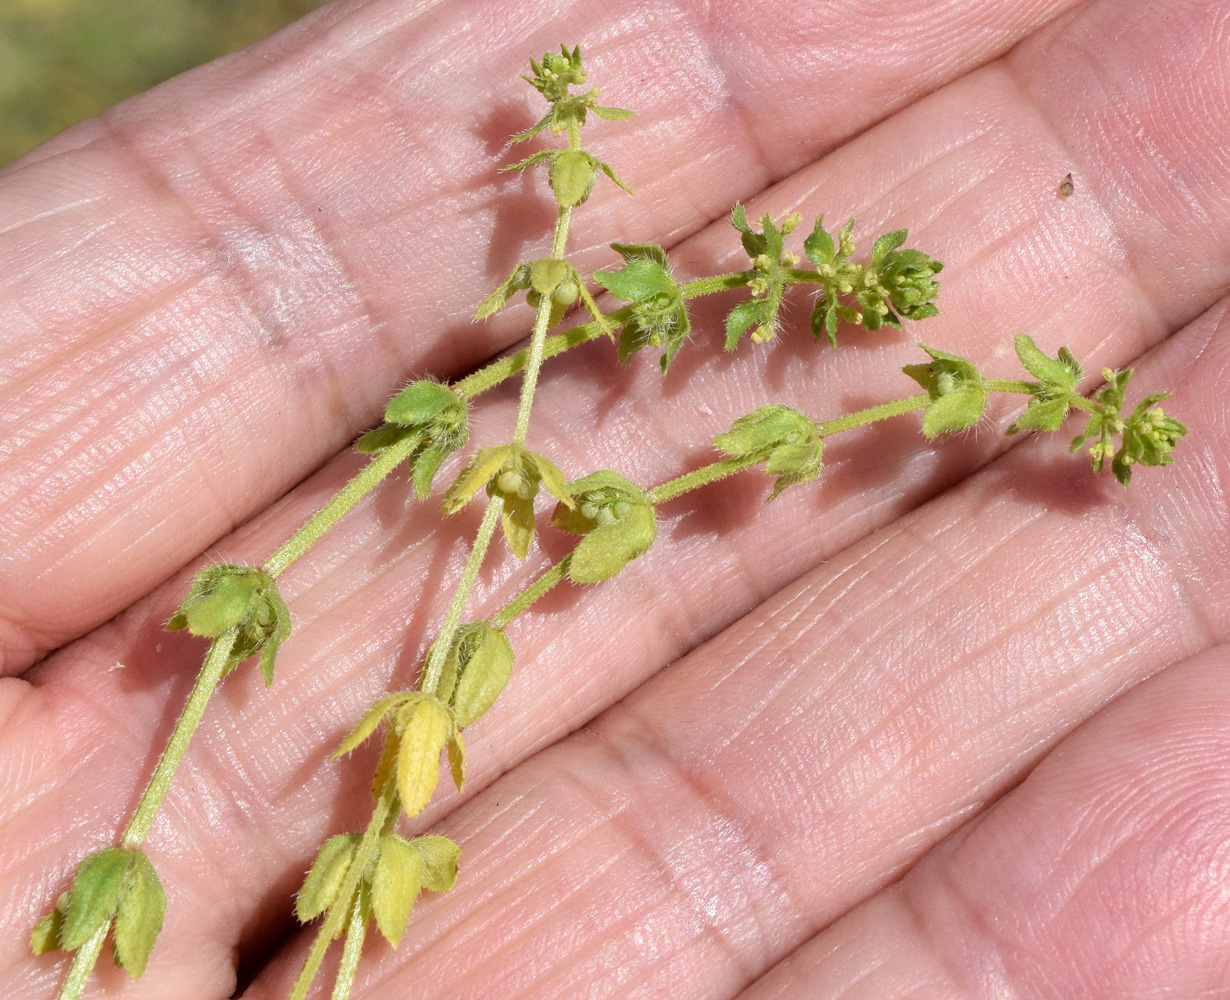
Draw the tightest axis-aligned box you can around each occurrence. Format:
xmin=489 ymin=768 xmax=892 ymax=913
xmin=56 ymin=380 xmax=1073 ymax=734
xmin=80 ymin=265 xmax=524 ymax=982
xmin=3 ymin=1 xmax=1229 ymax=997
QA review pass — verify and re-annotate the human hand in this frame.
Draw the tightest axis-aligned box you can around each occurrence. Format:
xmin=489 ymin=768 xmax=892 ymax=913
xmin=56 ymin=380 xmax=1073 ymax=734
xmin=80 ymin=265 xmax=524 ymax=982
xmin=2 ymin=1 xmax=1229 ymax=998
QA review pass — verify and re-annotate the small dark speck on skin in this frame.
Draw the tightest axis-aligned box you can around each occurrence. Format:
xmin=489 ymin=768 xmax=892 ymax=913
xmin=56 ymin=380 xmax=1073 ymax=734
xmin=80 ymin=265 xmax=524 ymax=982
xmin=1058 ymin=172 xmax=1075 ymax=197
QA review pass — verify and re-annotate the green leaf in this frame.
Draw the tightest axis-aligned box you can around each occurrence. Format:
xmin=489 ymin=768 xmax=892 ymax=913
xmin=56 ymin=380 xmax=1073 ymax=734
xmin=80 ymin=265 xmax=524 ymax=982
xmin=610 ymin=241 xmax=670 ymax=268
xmin=31 ymin=894 xmax=69 ymax=955
xmin=803 ymin=215 xmax=835 ymax=266
xmin=501 ymin=491 xmax=537 ymax=559
xmin=529 ymin=258 xmax=569 ymax=295
xmin=593 ymin=259 xmax=673 ymax=302
xmin=1013 ymin=334 xmax=1081 ymax=391
xmin=356 ymin=424 xmax=420 ymax=455
xmin=595 ymin=158 xmax=634 ymax=197
xmin=371 ymin=835 xmax=422 ymax=949
xmin=412 ymin=442 xmax=453 ymax=501
xmin=474 ymin=265 xmax=527 ymax=321
xmin=296 ymin=835 xmax=359 ymax=923
xmin=591 ymin=104 xmax=635 ymax=121
xmin=332 ymin=693 xmax=409 ymax=759
xmin=920 ymin=388 xmax=987 ymax=438
xmin=442 ymin=445 xmax=513 ymax=513
xmin=62 ymin=848 xmax=130 ymax=950
xmin=385 ymin=380 xmax=461 ymax=426
xmin=549 ymin=149 xmax=597 ymax=207
xmin=501 ymin=147 xmax=554 ymax=171
xmin=509 ymin=113 xmax=552 ymax=144
xmin=112 ymin=852 xmax=165 ymax=978
xmin=395 ymin=695 xmax=451 ymax=817
xmin=725 ymin=299 xmax=769 ymax=350
xmin=450 ymin=625 xmax=514 ymax=728
xmin=569 ymin=504 xmax=657 ymax=582
xmin=412 ymin=836 xmax=461 ymax=893
xmin=1008 ymin=397 xmax=1071 ymax=434
xmin=870 ymin=228 xmax=908 ymax=263
xmin=529 ymin=451 xmax=574 ymax=508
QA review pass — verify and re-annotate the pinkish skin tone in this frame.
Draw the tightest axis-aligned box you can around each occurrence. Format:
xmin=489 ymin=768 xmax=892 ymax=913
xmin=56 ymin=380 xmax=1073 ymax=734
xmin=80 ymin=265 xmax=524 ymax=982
xmin=3 ymin=1 xmax=1230 ymax=999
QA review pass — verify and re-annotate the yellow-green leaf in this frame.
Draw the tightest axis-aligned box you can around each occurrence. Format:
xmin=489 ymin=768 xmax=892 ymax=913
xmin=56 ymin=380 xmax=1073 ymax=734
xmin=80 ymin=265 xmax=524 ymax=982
xmin=412 ymin=836 xmax=461 ymax=893
xmin=451 ymin=626 xmax=514 ymax=728
xmin=62 ymin=848 xmax=130 ymax=950
xmin=332 ymin=693 xmax=408 ymax=760
xmin=395 ymin=696 xmax=451 ymax=817
xmin=448 ymin=731 xmax=466 ymax=793
xmin=371 ymin=835 xmax=422 ymax=949
xmin=112 ymin=852 xmax=165 ymax=978
xmin=296 ymin=835 xmax=359 ymax=923
xmin=30 ymin=894 xmax=68 ymax=955
xmin=501 ymin=492 xmax=537 ymax=560
xmin=530 ymin=452 xmax=575 ymax=509
xmin=442 ymin=446 xmax=512 ymax=513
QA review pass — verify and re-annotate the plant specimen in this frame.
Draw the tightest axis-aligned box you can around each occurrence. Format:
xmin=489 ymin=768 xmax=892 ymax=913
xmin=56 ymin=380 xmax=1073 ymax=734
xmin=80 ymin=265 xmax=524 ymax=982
xmin=26 ymin=43 xmax=1188 ymax=1000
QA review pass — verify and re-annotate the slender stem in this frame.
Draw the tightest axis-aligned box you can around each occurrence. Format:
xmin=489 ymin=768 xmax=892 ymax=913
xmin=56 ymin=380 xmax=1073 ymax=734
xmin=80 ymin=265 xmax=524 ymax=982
xmin=681 ymin=271 xmax=754 ymax=298
xmin=491 ymin=554 xmax=572 ymax=629
xmin=453 ymin=306 xmax=635 ymax=399
xmin=984 ymin=378 xmax=1039 ymax=395
xmin=815 ymin=394 xmax=931 ymax=437
xmin=289 ymin=790 xmax=394 ymax=1000
xmin=263 ymin=435 xmax=422 ymax=579
xmin=512 ymin=205 xmax=575 ymax=445
xmin=331 ymin=893 xmax=369 ymax=1000
xmin=55 ymin=922 xmax=109 ymax=1000
xmin=122 ymin=628 xmax=239 ymax=848
xmin=420 ymin=498 xmax=502 ymax=696
xmin=1068 ymin=395 xmax=1100 ymax=414
xmin=646 ymin=455 xmax=762 ymax=505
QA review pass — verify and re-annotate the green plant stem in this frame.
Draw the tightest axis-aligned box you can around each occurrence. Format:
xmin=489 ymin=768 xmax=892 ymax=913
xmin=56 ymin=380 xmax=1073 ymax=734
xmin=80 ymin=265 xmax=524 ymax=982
xmin=420 ymin=498 xmax=502 ymax=696
xmin=55 ymin=923 xmax=109 ymax=1000
xmin=121 ymin=627 xmax=240 ymax=848
xmin=814 ymin=393 xmax=930 ymax=437
xmin=289 ymin=787 xmax=394 ymax=1000
xmin=1068 ymin=394 xmax=1101 ymax=414
xmin=491 ymin=554 xmax=572 ymax=629
xmin=331 ymin=895 xmax=369 ymax=1000
xmin=645 ymin=455 xmax=763 ymax=504
xmin=680 ymin=271 xmax=754 ymax=298
xmin=453 ymin=306 xmax=634 ymax=399
xmin=263 ymin=434 xmax=423 ymax=579
xmin=983 ymin=378 xmax=1039 ymax=395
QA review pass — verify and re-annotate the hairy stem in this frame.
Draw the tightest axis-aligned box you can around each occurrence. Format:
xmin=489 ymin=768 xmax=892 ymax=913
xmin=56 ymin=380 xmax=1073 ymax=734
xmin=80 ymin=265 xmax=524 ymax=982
xmin=122 ymin=627 xmax=240 ymax=848
xmin=420 ymin=498 xmax=502 ymax=696
xmin=263 ymin=434 xmax=423 ymax=579
xmin=491 ymin=554 xmax=572 ymax=629
xmin=331 ymin=893 xmax=369 ymax=1000
xmin=55 ymin=923 xmax=109 ymax=1000
xmin=646 ymin=455 xmax=763 ymax=504
xmin=289 ymin=789 xmax=394 ymax=1000
xmin=983 ymin=378 xmax=1040 ymax=395
xmin=814 ymin=393 xmax=930 ymax=437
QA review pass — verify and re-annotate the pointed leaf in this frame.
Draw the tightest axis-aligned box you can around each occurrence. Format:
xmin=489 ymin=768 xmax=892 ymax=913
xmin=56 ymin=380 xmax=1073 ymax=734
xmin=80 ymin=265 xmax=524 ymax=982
xmin=395 ymin=696 xmax=451 ymax=817
xmin=385 ymin=380 xmax=459 ymax=426
xmin=31 ymin=894 xmax=69 ymax=955
xmin=595 ymin=158 xmax=634 ymax=196
xmin=530 ymin=452 xmax=574 ymax=508
xmin=920 ymin=387 xmax=987 ymax=438
xmin=448 ymin=731 xmax=466 ymax=793
xmin=451 ymin=626 xmax=514 ymax=728
xmin=592 ymin=259 xmax=673 ymax=302
xmin=296 ymin=835 xmax=359 ymax=923
xmin=509 ymin=113 xmax=552 ymax=143
xmin=870 ymin=228 xmax=908 ymax=263
xmin=610 ymin=241 xmax=669 ymax=268
xmin=332 ymin=693 xmax=408 ymax=759
xmin=550 ymin=149 xmax=597 ymax=207
xmin=501 ymin=148 xmax=554 ymax=170
xmin=725 ymin=300 xmax=767 ymax=351
xmin=412 ymin=836 xmax=461 ymax=893
xmin=371 ymin=730 xmax=400 ymax=802
xmin=356 ymin=425 xmax=419 ymax=455
xmin=62 ymin=848 xmax=131 ymax=949
xmin=1013 ymin=334 xmax=1080 ymax=390
xmin=442 ymin=446 xmax=512 ymax=513
xmin=501 ymin=492 xmax=537 ymax=560
xmin=474 ymin=270 xmax=523 ymax=321
xmin=412 ymin=443 xmax=451 ymax=501
xmin=371 ymin=835 xmax=422 ymax=949
xmin=1008 ymin=397 xmax=1070 ymax=434
xmin=113 ymin=852 xmax=165 ymax=978
xmin=591 ymin=104 xmax=635 ymax=121
xmin=529 ymin=258 xmax=568 ymax=295
xmin=803 ymin=215 xmax=835 ymax=266
xmin=569 ymin=505 xmax=657 ymax=583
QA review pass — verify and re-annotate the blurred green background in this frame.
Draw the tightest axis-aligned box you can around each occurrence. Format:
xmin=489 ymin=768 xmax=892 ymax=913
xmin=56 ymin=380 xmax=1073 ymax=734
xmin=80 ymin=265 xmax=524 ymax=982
xmin=0 ymin=0 xmax=329 ymax=166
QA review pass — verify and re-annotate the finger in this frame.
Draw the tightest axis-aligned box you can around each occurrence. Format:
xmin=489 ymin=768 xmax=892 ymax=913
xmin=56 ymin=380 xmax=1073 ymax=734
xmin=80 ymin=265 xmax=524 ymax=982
xmin=733 ymin=643 xmax=1230 ymax=1000
xmin=0 ymin=0 xmax=1082 ymax=672
xmin=4 ymin=0 xmax=1229 ymax=993
xmin=239 ymin=288 xmax=1230 ymax=1000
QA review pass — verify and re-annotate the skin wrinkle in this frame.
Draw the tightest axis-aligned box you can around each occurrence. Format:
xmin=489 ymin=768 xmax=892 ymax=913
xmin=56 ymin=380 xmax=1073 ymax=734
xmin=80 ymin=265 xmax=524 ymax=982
xmin=7 ymin=3 xmax=1230 ymax=993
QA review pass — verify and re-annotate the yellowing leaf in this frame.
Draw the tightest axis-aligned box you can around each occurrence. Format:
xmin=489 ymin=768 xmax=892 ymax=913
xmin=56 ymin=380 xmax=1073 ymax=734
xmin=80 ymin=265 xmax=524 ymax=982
xmin=371 ymin=835 xmax=422 ymax=949
xmin=412 ymin=836 xmax=461 ymax=893
xmin=448 ymin=731 xmax=466 ymax=793
xmin=296 ymin=835 xmax=359 ymax=923
xmin=395 ymin=696 xmax=451 ymax=817
xmin=112 ymin=853 xmax=165 ymax=978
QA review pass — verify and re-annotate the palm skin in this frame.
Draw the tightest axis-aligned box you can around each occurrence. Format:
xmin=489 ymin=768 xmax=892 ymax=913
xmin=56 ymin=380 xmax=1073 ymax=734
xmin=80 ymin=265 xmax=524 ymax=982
xmin=2 ymin=1 xmax=1229 ymax=998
